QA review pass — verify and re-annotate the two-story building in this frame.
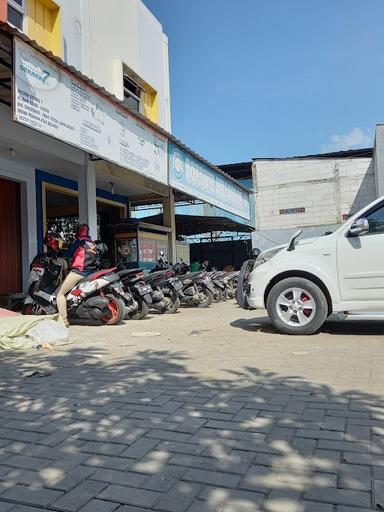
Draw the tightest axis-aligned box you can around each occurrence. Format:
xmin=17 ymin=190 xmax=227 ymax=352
xmin=4 ymin=0 xmax=171 ymax=129
xmin=0 ymin=0 xmax=252 ymax=295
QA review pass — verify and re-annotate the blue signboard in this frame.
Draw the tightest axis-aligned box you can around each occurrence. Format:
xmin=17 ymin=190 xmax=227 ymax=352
xmin=169 ymin=142 xmax=251 ymax=221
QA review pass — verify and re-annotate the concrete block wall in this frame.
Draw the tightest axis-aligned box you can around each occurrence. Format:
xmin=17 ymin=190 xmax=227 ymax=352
xmin=337 ymin=159 xmax=376 ymax=216
xmin=254 ymin=157 xmax=375 ymax=233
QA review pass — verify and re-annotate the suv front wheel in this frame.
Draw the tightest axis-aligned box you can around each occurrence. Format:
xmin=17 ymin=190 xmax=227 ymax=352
xmin=266 ymin=277 xmax=328 ymax=335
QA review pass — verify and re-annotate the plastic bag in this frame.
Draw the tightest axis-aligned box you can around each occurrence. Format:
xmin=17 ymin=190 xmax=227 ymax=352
xmin=26 ymin=319 xmax=69 ymax=345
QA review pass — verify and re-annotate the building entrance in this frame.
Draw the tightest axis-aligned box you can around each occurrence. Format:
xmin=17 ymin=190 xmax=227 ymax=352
xmin=0 ymin=177 xmax=22 ymax=293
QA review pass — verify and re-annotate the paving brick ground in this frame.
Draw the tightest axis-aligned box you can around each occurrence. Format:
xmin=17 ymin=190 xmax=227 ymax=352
xmin=1 ymin=302 xmax=384 ymax=511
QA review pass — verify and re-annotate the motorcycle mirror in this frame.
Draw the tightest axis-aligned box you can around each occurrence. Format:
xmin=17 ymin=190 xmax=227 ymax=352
xmin=250 ymin=248 xmax=261 ymax=259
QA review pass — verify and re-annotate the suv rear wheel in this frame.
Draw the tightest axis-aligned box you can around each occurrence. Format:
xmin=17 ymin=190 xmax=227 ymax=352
xmin=266 ymin=277 xmax=328 ymax=335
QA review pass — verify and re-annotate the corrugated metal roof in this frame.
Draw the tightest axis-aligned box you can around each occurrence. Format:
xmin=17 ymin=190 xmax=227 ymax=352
xmin=135 ymin=213 xmax=253 ymax=235
xmin=252 ymin=147 xmax=374 ymax=161
xmin=218 ymin=161 xmax=252 ymax=179
xmin=0 ymin=21 xmax=250 ymax=193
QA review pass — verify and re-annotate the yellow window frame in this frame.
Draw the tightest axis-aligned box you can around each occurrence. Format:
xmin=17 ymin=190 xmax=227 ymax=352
xmin=26 ymin=0 xmax=62 ymax=57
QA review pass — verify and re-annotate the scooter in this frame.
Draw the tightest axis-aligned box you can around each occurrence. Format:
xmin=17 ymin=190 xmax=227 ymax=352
xmin=23 ymin=259 xmax=126 ymax=325
xmin=173 ymin=260 xmax=190 ymax=275
xmin=209 ymin=270 xmax=228 ymax=302
xmin=143 ymin=269 xmax=182 ymax=314
xmin=223 ymin=270 xmax=240 ymax=299
xmin=178 ymin=270 xmax=214 ymax=308
xmin=116 ymin=267 xmax=153 ymax=320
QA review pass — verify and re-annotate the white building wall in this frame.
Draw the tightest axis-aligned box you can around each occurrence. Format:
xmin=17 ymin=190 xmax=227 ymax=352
xmin=56 ymin=0 xmax=83 ymax=70
xmin=23 ymin=0 xmax=172 ymax=137
xmin=59 ymin=0 xmax=171 ymax=131
xmin=253 ymin=157 xmax=376 ymax=251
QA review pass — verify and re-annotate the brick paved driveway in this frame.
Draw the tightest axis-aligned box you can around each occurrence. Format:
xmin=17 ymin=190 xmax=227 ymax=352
xmin=1 ymin=302 xmax=384 ymax=512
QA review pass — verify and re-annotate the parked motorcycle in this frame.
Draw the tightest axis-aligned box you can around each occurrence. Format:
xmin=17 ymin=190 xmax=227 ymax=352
xmin=209 ymin=270 xmax=228 ymax=302
xmin=116 ymin=268 xmax=153 ymax=320
xmin=173 ymin=260 xmax=190 ymax=275
xmin=24 ymin=260 xmax=126 ymax=325
xmin=224 ymin=270 xmax=240 ymax=299
xmin=143 ymin=269 xmax=181 ymax=314
xmin=149 ymin=251 xmax=171 ymax=273
xmin=178 ymin=270 xmax=214 ymax=308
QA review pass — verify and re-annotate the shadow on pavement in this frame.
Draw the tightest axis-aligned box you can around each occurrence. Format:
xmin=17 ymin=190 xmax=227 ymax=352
xmin=0 ymin=345 xmax=382 ymax=511
xmin=231 ymin=315 xmax=384 ymax=336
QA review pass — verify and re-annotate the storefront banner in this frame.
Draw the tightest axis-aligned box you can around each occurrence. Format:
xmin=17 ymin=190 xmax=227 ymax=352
xmin=169 ymin=142 xmax=251 ymax=221
xmin=139 ymin=239 xmax=157 ymax=262
xmin=13 ymin=38 xmax=168 ymax=185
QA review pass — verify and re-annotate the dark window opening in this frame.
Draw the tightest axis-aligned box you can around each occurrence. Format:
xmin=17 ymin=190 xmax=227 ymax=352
xmin=123 ymin=75 xmax=142 ymax=113
xmin=7 ymin=4 xmax=23 ymax=29
xmin=8 ymin=0 xmax=24 ymax=30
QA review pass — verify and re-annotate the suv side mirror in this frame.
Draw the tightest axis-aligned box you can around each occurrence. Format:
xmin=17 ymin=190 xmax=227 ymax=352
xmin=349 ymin=217 xmax=369 ymax=237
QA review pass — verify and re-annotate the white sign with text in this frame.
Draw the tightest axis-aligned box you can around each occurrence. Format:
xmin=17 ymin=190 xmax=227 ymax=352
xmin=13 ymin=38 xmax=168 ymax=185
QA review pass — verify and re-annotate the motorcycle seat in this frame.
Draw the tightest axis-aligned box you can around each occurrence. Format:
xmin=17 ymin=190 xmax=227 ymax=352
xmin=87 ymin=268 xmax=117 ymax=281
xmin=180 ymin=271 xmax=201 ymax=280
xmin=144 ymin=270 xmax=166 ymax=281
xmin=117 ymin=269 xmax=143 ymax=278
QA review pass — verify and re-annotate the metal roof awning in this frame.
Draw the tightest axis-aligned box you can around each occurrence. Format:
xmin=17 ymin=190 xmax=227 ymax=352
xmin=0 ymin=20 xmax=249 ymax=195
xmin=139 ymin=214 xmax=254 ymax=237
xmin=252 ymin=148 xmax=374 ymax=161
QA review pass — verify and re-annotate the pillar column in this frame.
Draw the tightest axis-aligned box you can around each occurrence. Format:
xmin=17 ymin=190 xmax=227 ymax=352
xmin=374 ymin=124 xmax=384 ymax=198
xmin=163 ymin=188 xmax=177 ymax=264
xmin=78 ymin=154 xmax=98 ymax=239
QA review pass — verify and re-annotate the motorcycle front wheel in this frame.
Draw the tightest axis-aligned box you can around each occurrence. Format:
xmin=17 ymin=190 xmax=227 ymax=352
xmin=127 ymin=296 xmax=149 ymax=320
xmin=197 ymin=286 xmax=213 ymax=308
xmin=212 ymin=285 xmax=223 ymax=303
xmin=100 ymin=294 xmax=125 ymax=325
xmin=227 ymin=285 xmax=236 ymax=300
xmin=164 ymin=293 xmax=180 ymax=314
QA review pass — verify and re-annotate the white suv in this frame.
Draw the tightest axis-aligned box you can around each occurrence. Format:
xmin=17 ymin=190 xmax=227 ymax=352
xmin=238 ymin=195 xmax=384 ymax=334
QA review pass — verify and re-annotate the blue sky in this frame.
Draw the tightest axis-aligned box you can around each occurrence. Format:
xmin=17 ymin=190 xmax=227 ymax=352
xmin=143 ymin=0 xmax=384 ymax=164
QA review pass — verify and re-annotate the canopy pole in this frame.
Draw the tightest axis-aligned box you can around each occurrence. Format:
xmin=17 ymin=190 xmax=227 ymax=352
xmin=163 ymin=188 xmax=177 ymax=264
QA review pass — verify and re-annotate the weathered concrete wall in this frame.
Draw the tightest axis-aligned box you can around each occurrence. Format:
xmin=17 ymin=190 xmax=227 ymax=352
xmin=253 ymin=157 xmax=375 ymax=230
xmin=252 ymin=155 xmax=376 ymax=250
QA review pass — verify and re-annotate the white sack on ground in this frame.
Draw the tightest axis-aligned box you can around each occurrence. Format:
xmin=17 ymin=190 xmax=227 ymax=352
xmin=0 ymin=314 xmax=68 ymax=350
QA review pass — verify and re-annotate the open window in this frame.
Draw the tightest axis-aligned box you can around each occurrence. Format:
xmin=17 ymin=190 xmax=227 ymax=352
xmin=123 ymin=66 xmax=159 ymax=124
xmin=123 ymin=74 xmax=143 ymax=113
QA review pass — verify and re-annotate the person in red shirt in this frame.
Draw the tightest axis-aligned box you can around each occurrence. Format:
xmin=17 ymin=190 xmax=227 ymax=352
xmin=56 ymin=224 xmax=97 ymax=326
